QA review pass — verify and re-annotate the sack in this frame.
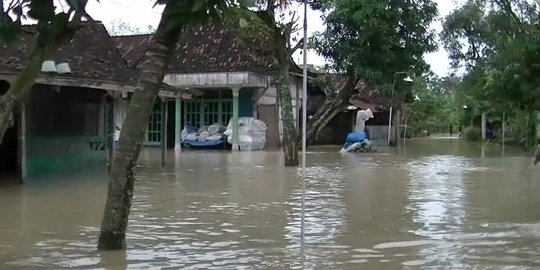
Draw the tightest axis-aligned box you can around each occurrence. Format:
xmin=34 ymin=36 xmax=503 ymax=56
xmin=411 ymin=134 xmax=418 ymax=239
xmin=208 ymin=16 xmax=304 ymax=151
xmin=207 ymin=134 xmax=223 ymax=141
xmin=185 ymin=133 xmax=198 ymax=141
xmin=208 ymin=123 xmax=227 ymax=135
xmin=198 ymin=125 xmax=209 ymax=133
xmin=198 ymin=131 xmax=210 ymax=141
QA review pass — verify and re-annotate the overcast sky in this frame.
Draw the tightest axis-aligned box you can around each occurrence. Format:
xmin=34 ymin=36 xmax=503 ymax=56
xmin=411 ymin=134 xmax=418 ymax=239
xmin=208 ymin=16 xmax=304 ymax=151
xmin=82 ymin=0 xmax=456 ymax=76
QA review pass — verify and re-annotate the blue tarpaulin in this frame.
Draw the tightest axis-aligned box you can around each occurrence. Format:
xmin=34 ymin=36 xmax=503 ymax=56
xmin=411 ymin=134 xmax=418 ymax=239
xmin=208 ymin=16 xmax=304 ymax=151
xmin=345 ymin=132 xmax=367 ymax=143
xmin=183 ymin=140 xmax=224 ymax=147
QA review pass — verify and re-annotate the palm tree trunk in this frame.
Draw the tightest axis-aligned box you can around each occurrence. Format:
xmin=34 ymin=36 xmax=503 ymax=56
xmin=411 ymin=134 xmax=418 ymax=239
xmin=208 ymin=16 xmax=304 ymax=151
xmin=0 ymin=48 xmax=45 ymax=144
xmin=276 ymin=48 xmax=298 ymax=166
xmin=97 ymin=15 xmax=180 ymax=250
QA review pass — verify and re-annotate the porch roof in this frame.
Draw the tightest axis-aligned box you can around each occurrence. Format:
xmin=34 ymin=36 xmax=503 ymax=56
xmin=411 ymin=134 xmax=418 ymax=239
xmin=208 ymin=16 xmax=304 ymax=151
xmin=0 ymin=71 xmax=195 ymax=99
xmin=163 ymin=72 xmax=270 ymax=89
xmin=0 ymin=22 xmax=196 ymax=98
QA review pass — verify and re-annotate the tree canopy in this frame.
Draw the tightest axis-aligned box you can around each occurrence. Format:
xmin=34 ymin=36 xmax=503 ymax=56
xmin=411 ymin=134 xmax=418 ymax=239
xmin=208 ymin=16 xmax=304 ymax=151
xmin=441 ymin=0 xmax=539 ymax=146
xmin=311 ymin=0 xmax=439 ymax=85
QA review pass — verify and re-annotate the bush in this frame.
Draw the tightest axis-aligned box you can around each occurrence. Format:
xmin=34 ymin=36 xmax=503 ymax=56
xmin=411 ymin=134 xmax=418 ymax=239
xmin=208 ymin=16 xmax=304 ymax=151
xmin=463 ymin=127 xmax=482 ymax=142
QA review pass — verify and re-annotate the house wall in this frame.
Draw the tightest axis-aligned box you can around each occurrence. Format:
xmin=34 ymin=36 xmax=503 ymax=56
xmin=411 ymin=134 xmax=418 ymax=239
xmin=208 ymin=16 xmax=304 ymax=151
xmin=366 ymin=111 xmax=395 ymax=145
xmin=25 ymin=85 xmax=107 ymax=177
xmin=313 ymin=112 xmax=355 ymax=145
xmin=257 ymin=76 xmax=303 ymax=145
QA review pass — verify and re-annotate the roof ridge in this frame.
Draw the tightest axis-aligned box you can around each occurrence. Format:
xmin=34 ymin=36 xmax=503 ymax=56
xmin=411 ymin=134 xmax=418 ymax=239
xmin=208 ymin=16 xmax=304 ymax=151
xmin=111 ymin=33 xmax=153 ymax=38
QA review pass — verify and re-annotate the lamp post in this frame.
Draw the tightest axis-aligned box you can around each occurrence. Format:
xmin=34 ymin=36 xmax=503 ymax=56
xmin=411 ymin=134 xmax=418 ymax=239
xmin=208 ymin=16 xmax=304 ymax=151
xmin=387 ymin=72 xmax=414 ymax=146
xmin=300 ymin=0 xmax=308 ymax=255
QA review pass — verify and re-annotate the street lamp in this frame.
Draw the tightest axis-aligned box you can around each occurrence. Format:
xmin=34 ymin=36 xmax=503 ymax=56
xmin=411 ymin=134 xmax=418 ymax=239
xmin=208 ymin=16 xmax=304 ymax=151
xmin=463 ymin=104 xmax=473 ymax=126
xmin=387 ymin=72 xmax=414 ymax=145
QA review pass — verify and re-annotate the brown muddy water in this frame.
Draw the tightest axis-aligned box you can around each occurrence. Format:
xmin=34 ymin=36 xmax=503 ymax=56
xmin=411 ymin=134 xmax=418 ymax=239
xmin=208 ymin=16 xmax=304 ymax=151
xmin=0 ymin=138 xmax=539 ymax=269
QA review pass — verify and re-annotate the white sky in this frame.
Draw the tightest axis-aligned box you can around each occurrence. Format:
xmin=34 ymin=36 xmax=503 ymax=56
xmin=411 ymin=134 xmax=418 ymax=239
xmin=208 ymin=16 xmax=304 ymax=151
xmin=82 ymin=0 xmax=456 ymax=76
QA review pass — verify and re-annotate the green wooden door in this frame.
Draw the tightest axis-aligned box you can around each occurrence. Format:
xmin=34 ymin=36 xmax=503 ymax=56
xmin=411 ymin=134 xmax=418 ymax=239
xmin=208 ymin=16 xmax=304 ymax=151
xmin=145 ymin=103 xmax=162 ymax=145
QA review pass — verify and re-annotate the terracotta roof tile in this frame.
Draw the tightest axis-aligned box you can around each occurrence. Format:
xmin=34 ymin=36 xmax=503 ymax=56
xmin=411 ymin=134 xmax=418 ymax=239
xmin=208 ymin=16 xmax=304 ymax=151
xmin=0 ymin=22 xmax=138 ymax=85
xmin=113 ymin=22 xmax=301 ymax=76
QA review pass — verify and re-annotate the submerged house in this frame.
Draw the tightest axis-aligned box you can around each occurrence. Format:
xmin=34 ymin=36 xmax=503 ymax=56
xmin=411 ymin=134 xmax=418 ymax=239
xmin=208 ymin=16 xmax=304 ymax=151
xmin=0 ymin=21 xmax=314 ymax=182
xmin=0 ymin=22 xmax=187 ymax=182
xmin=308 ymin=75 xmax=414 ymax=145
xmin=112 ymin=22 xmax=312 ymax=150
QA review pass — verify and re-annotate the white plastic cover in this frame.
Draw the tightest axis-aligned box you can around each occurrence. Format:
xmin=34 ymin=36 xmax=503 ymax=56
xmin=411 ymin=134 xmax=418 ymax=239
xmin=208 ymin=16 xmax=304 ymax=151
xmin=224 ymin=117 xmax=268 ymax=151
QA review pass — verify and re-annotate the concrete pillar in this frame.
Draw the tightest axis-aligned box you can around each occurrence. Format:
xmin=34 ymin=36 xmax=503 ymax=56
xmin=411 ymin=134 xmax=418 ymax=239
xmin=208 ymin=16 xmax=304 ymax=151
xmin=481 ymin=112 xmax=487 ymax=141
xmin=174 ymin=97 xmax=182 ymax=151
xmin=231 ymin=87 xmax=240 ymax=151
xmin=394 ymin=109 xmax=401 ymax=147
xmin=161 ymin=99 xmax=168 ymax=167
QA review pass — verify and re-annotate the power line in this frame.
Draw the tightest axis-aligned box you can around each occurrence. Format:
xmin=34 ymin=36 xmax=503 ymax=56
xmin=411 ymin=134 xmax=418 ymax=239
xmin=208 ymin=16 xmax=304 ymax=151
xmin=102 ymin=0 xmax=163 ymax=16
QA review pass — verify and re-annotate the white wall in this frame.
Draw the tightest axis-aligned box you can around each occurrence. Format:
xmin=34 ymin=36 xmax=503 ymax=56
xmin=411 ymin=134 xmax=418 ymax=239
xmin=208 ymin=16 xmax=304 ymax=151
xmin=256 ymin=76 xmax=303 ymax=143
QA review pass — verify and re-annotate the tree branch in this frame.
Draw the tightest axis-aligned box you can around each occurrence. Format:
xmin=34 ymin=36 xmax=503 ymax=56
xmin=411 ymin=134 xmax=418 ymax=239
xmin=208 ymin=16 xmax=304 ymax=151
xmin=291 ymin=37 xmax=304 ymax=53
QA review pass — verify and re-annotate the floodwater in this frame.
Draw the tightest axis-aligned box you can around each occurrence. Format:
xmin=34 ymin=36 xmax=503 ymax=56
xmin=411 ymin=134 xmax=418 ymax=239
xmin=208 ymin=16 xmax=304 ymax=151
xmin=1 ymin=138 xmax=539 ymax=269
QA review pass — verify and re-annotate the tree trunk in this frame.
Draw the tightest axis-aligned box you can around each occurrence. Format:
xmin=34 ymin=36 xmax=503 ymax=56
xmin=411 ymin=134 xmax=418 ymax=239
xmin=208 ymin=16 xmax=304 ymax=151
xmin=0 ymin=51 xmax=45 ymax=141
xmin=0 ymin=45 xmax=54 ymax=144
xmin=305 ymin=75 xmax=358 ymax=145
xmin=0 ymin=19 xmax=80 ymax=144
xmin=526 ymin=106 xmax=536 ymax=149
xmin=97 ymin=17 xmax=180 ymax=250
xmin=276 ymin=46 xmax=298 ymax=166
xmin=534 ymin=145 xmax=540 ymax=165
xmin=390 ymin=109 xmax=401 ymax=146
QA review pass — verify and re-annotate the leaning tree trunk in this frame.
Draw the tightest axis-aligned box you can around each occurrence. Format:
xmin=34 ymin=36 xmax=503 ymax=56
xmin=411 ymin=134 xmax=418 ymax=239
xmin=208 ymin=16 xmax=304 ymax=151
xmin=97 ymin=18 xmax=181 ymax=250
xmin=0 ymin=48 xmax=45 ymax=144
xmin=305 ymin=75 xmax=358 ymax=145
xmin=276 ymin=45 xmax=298 ymax=166
xmin=0 ymin=22 xmax=79 ymax=144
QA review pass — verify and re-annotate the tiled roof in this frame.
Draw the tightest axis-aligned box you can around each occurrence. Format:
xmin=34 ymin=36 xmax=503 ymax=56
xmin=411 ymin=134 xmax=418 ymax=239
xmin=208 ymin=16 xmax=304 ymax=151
xmin=112 ymin=22 xmax=303 ymax=76
xmin=0 ymin=22 xmax=138 ymax=85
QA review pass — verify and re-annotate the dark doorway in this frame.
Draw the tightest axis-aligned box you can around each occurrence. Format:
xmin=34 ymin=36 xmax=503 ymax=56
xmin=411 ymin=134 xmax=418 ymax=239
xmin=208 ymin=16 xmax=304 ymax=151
xmin=0 ymin=80 xmax=21 ymax=183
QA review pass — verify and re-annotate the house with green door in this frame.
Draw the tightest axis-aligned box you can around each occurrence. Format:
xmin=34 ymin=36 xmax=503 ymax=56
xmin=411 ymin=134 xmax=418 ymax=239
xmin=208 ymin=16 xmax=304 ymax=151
xmin=112 ymin=21 xmax=312 ymax=150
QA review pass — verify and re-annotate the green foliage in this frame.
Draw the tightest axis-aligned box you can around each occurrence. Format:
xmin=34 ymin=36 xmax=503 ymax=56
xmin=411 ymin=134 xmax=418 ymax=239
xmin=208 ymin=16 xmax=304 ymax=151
xmin=28 ymin=0 xmax=56 ymax=21
xmin=311 ymin=0 xmax=438 ymax=86
xmin=0 ymin=0 xmax=95 ymax=46
xmin=464 ymin=126 xmax=482 ymax=141
xmin=442 ymin=0 xmax=539 ymax=146
xmin=408 ymin=75 xmax=461 ymax=134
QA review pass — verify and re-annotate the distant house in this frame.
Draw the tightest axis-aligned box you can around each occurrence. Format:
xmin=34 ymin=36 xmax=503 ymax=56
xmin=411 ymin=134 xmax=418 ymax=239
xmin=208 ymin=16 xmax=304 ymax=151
xmin=308 ymin=74 xmax=414 ymax=145
xmin=0 ymin=22 xmax=185 ymax=181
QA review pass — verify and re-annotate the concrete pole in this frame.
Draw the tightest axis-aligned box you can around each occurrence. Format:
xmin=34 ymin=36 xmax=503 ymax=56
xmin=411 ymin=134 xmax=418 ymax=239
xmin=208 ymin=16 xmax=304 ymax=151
xmin=394 ymin=109 xmax=401 ymax=147
xmin=481 ymin=112 xmax=487 ymax=141
xmin=161 ymin=99 xmax=168 ymax=167
xmin=174 ymin=97 xmax=182 ymax=151
xmin=231 ymin=87 xmax=240 ymax=151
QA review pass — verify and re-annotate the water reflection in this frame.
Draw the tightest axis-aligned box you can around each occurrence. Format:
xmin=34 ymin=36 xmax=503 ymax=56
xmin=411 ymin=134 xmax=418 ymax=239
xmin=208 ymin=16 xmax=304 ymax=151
xmin=0 ymin=140 xmax=539 ymax=269
xmin=405 ymin=155 xmax=470 ymax=267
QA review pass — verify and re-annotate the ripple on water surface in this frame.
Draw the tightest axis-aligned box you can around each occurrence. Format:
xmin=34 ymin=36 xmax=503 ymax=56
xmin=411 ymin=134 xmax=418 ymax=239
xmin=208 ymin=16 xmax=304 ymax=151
xmin=1 ymin=142 xmax=539 ymax=269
